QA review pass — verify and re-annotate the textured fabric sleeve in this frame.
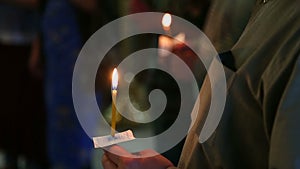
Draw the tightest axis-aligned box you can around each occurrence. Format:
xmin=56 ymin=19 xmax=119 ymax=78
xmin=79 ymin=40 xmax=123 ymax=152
xmin=203 ymin=0 xmax=256 ymax=53
xmin=269 ymin=55 xmax=300 ymax=169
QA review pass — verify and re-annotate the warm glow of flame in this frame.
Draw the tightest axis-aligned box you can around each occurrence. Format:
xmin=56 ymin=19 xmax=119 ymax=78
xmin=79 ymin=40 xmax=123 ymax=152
xmin=162 ymin=13 xmax=172 ymax=30
xmin=112 ymin=68 xmax=118 ymax=90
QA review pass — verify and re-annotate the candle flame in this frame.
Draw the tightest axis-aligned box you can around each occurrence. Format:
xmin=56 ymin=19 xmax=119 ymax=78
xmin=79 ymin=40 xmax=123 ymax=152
xmin=112 ymin=68 xmax=118 ymax=90
xmin=162 ymin=13 xmax=172 ymax=30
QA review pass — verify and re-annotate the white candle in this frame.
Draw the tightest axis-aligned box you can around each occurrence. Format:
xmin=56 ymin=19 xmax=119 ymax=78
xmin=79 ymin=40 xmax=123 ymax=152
xmin=159 ymin=13 xmax=173 ymax=57
xmin=158 ymin=35 xmax=173 ymax=57
xmin=162 ymin=13 xmax=172 ymax=32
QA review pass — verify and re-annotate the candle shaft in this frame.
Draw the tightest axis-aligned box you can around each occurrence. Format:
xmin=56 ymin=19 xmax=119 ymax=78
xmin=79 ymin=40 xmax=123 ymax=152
xmin=111 ymin=90 xmax=117 ymax=136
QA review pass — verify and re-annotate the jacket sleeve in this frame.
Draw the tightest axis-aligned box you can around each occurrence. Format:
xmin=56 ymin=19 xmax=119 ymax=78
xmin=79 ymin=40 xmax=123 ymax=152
xmin=269 ymin=56 xmax=300 ymax=169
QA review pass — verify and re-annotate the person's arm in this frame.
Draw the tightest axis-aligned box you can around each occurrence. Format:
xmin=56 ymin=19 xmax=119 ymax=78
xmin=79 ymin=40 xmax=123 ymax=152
xmin=29 ymin=36 xmax=43 ymax=78
xmin=102 ymin=145 xmax=175 ymax=169
xmin=268 ymin=56 xmax=300 ymax=169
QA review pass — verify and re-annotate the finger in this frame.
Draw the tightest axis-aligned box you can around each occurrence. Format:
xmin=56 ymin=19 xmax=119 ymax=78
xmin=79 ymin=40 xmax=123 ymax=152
xmin=139 ymin=149 xmax=174 ymax=167
xmin=138 ymin=149 xmax=159 ymax=157
xmin=105 ymin=145 xmax=133 ymax=165
xmin=102 ymin=153 xmax=117 ymax=169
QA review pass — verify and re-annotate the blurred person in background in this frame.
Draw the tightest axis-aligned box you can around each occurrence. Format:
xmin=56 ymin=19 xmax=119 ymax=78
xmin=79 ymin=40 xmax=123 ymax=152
xmin=0 ymin=0 xmax=47 ymax=169
xmin=40 ymin=0 xmax=104 ymax=168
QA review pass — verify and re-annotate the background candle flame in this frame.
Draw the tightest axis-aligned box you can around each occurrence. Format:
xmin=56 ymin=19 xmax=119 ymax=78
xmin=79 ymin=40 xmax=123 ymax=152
xmin=112 ymin=68 xmax=118 ymax=90
xmin=162 ymin=13 xmax=172 ymax=30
